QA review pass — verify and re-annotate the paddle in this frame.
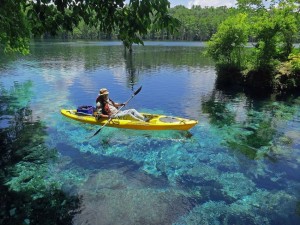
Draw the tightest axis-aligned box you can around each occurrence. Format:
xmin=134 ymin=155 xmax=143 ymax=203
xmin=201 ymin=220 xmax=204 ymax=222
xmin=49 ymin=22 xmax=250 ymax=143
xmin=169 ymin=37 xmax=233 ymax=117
xmin=87 ymin=86 xmax=142 ymax=139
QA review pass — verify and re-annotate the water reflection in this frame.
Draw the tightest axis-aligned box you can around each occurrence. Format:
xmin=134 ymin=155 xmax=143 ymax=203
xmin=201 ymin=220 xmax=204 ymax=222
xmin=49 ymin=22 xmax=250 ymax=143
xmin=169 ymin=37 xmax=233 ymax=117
xmin=124 ymin=52 xmax=138 ymax=89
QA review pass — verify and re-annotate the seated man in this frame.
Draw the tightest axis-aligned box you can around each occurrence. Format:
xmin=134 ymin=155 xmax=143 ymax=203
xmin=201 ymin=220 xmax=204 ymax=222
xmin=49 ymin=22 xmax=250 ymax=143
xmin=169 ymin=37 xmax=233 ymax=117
xmin=95 ymin=88 xmax=145 ymax=122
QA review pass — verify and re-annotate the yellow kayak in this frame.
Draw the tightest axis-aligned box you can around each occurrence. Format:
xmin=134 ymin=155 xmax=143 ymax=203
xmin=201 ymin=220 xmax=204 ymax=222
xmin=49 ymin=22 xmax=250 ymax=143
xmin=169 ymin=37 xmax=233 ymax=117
xmin=61 ymin=109 xmax=198 ymax=131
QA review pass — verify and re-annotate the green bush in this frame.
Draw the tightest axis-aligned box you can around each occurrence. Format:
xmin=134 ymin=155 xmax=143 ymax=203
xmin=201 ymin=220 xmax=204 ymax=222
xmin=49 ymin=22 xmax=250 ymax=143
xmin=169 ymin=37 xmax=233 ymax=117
xmin=273 ymin=53 xmax=300 ymax=91
xmin=289 ymin=53 xmax=300 ymax=74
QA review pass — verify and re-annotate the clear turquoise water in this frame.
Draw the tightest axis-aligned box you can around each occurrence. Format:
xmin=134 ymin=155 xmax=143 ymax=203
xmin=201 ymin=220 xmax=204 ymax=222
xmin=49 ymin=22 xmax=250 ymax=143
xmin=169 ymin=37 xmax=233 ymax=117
xmin=1 ymin=41 xmax=300 ymax=225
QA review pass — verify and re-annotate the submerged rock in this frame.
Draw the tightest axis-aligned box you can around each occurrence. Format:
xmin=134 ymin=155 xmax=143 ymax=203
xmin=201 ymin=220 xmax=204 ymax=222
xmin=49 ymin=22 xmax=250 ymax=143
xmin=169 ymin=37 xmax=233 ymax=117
xmin=73 ymin=170 xmax=193 ymax=225
xmin=285 ymin=131 xmax=300 ymax=144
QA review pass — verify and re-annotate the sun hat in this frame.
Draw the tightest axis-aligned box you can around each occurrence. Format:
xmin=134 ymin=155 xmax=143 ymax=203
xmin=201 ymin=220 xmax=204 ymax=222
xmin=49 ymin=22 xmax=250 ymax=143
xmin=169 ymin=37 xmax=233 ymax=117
xmin=99 ymin=88 xmax=109 ymax=96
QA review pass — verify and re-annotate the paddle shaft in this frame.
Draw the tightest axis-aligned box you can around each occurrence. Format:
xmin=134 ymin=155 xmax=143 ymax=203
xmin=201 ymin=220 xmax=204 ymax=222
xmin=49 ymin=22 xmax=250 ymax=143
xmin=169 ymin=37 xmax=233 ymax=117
xmin=88 ymin=86 xmax=142 ymax=138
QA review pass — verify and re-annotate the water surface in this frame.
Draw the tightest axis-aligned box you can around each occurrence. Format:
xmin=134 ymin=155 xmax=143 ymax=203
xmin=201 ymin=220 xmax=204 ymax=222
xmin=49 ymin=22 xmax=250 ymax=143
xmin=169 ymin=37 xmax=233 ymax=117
xmin=1 ymin=41 xmax=300 ymax=225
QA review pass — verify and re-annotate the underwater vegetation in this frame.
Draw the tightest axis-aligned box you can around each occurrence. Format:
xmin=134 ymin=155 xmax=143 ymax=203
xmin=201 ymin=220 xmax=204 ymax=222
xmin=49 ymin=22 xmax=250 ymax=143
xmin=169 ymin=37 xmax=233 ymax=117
xmin=174 ymin=189 xmax=296 ymax=225
xmin=202 ymin=91 xmax=300 ymax=161
xmin=1 ymin=80 xmax=300 ymax=224
xmin=51 ymin=92 xmax=300 ymax=224
xmin=0 ymin=82 xmax=79 ymax=225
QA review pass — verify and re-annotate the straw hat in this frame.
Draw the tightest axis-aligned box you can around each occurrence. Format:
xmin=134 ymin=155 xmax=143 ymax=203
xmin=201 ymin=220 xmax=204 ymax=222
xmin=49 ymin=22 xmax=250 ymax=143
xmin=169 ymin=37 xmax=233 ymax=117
xmin=99 ymin=88 xmax=109 ymax=96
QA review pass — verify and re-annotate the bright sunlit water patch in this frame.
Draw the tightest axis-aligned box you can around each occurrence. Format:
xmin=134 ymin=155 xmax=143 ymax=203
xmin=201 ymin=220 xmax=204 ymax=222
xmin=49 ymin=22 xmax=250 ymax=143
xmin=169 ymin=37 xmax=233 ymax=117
xmin=1 ymin=41 xmax=300 ymax=225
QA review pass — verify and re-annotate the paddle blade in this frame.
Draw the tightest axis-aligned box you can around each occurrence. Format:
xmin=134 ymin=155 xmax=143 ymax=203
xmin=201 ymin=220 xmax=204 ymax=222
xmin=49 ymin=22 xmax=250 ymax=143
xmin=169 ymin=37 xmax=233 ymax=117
xmin=93 ymin=128 xmax=102 ymax=136
xmin=134 ymin=86 xmax=142 ymax=96
xmin=87 ymin=127 xmax=102 ymax=139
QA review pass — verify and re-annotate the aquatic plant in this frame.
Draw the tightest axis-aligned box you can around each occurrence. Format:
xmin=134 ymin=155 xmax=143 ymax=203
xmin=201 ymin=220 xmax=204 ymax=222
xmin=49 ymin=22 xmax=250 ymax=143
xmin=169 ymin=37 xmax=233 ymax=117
xmin=174 ymin=189 xmax=297 ymax=225
xmin=202 ymin=97 xmax=235 ymax=127
xmin=202 ymin=94 xmax=300 ymax=161
xmin=0 ymin=82 xmax=79 ymax=225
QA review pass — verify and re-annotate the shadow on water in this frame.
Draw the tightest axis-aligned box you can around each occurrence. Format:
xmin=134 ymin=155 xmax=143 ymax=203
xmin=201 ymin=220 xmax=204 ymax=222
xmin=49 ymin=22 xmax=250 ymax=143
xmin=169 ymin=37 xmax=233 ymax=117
xmin=57 ymin=142 xmax=142 ymax=171
xmin=0 ymin=82 xmax=79 ymax=225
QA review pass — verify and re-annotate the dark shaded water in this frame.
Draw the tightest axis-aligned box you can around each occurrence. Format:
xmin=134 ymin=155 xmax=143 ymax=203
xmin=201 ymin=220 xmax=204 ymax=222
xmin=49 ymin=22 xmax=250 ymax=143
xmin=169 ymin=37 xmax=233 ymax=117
xmin=1 ymin=41 xmax=300 ymax=225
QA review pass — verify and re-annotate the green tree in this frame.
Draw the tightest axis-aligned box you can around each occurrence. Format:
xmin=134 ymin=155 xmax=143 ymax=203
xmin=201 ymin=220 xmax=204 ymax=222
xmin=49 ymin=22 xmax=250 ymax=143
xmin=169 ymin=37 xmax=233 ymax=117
xmin=236 ymin=0 xmax=265 ymax=10
xmin=115 ymin=0 xmax=179 ymax=52
xmin=206 ymin=13 xmax=249 ymax=86
xmin=0 ymin=0 xmax=30 ymax=54
xmin=168 ymin=5 xmax=233 ymax=41
xmin=0 ymin=0 xmax=177 ymax=54
xmin=244 ymin=1 xmax=298 ymax=90
xmin=207 ymin=13 xmax=249 ymax=68
xmin=207 ymin=0 xmax=299 ymax=91
xmin=249 ymin=3 xmax=297 ymax=69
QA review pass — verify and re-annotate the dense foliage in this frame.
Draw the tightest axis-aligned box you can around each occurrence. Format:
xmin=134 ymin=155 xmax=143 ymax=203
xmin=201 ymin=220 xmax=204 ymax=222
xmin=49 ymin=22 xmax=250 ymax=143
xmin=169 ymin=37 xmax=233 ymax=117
xmin=207 ymin=0 xmax=300 ymax=93
xmin=0 ymin=0 xmax=30 ymax=54
xmin=68 ymin=5 xmax=235 ymax=41
xmin=0 ymin=0 xmax=177 ymax=53
xmin=168 ymin=5 xmax=234 ymax=41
